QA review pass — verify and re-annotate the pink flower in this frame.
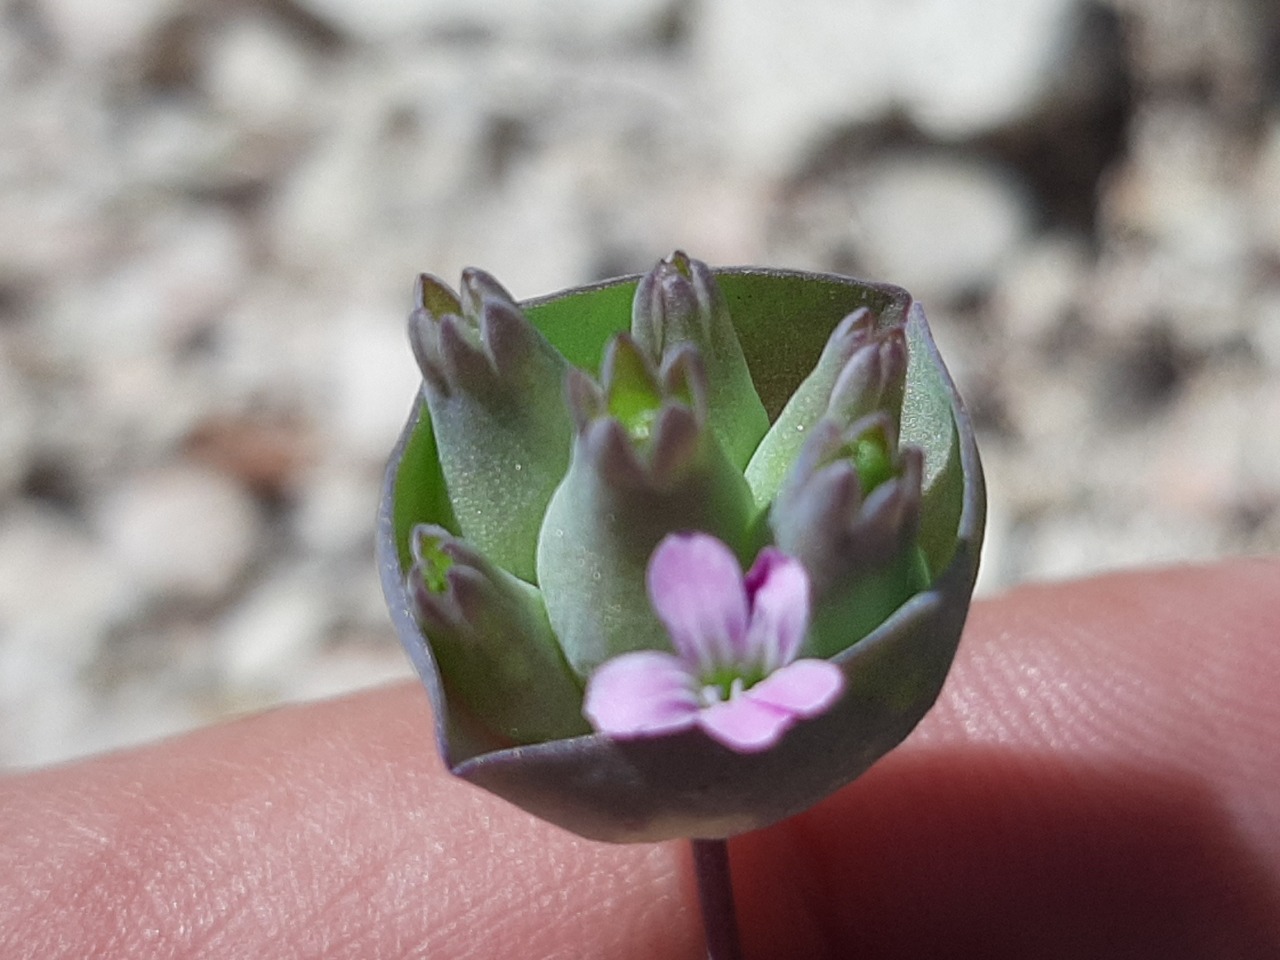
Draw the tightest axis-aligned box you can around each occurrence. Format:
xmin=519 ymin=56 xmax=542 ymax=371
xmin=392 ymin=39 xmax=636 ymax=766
xmin=583 ymin=533 xmax=845 ymax=753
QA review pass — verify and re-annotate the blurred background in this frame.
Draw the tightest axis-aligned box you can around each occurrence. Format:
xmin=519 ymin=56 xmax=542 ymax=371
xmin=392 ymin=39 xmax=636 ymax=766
xmin=2 ymin=0 xmax=1279 ymax=768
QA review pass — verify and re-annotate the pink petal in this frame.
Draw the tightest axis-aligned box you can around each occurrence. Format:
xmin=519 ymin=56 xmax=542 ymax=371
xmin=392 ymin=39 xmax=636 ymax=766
xmin=583 ymin=651 xmax=699 ymax=737
xmin=646 ymin=533 xmax=748 ymax=669
xmin=743 ymin=548 xmax=811 ymax=669
xmin=697 ymin=696 xmax=792 ymax=753
xmin=746 ymin=659 xmax=844 ymax=719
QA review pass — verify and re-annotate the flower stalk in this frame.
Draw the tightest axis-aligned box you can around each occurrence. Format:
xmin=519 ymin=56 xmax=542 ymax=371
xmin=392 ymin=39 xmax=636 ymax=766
xmin=692 ymin=839 xmax=743 ymax=960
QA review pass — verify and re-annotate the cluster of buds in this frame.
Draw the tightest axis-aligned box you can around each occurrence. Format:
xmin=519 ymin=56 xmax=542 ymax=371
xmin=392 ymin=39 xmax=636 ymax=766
xmin=379 ymin=252 xmax=983 ymax=841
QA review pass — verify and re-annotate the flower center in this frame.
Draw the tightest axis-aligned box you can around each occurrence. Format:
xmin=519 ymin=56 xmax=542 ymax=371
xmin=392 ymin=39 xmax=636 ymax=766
xmin=415 ymin=534 xmax=454 ymax=593
xmin=697 ymin=664 xmax=766 ymax=708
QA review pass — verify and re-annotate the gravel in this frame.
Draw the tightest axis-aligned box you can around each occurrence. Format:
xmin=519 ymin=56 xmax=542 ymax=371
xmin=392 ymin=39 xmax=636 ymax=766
xmin=1 ymin=0 xmax=1277 ymax=767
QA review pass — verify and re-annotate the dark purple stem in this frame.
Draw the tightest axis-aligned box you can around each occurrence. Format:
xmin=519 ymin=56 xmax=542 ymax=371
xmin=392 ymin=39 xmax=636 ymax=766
xmin=692 ymin=838 xmax=744 ymax=960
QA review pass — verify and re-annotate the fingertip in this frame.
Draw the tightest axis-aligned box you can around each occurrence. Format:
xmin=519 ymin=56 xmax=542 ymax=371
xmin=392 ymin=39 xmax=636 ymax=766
xmin=733 ymin=560 xmax=1280 ymax=959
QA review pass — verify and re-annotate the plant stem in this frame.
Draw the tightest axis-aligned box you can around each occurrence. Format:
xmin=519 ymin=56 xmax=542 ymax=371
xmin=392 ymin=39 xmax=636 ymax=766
xmin=692 ymin=838 xmax=743 ymax=960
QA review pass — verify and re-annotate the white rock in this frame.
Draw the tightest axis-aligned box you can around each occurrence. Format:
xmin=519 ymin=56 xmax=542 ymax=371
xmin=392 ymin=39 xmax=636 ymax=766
xmin=1102 ymin=105 xmax=1251 ymax=272
xmin=897 ymin=0 xmax=1087 ymax=138
xmin=0 ymin=77 xmax=115 ymax=284
xmin=0 ymin=678 xmax=92 ymax=770
xmin=285 ymin=647 xmax=413 ymax=704
xmin=1087 ymin=247 xmax=1252 ymax=348
xmin=1249 ymin=119 xmax=1280 ymax=262
xmin=62 ymin=686 xmax=207 ymax=766
xmin=264 ymin=51 xmax=488 ymax=281
xmin=1017 ymin=505 xmax=1222 ymax=585
xmin=118 ymin=98 xmax=252 ymax=194
xmin=47 ymin=206 xmax=250 ymax=365
xmin=990 ymin=234 xmax=1089 ymax=343
xmin=696 ymin=0 xmax=1083 ymax=173
xmin=291 ymin=0 xmax=674 ymax=45
xmin=852 ymin=155 xmax=1033 ymax=303
xmin=266 ymin=116 xmax=380 ymax=277
xmin=0 ymin=181 xmax=97 ymax=286
xmin=0 ymin=506 xmax=128 ymax=766
xmin=0 ymin=346 xmax=34 ymax=502
xmin=96 ymin=464 xmax=262 ymax=604
xmin=438 ymin=146 xmax=595 ymax=297
xmin=216 ymin=567 xmax=333 ymax=689
xmin=1237 ymin=381 xmax=1280 ymax=501
xmin=202 ymin=15 xmax=318 ymax=129
xmin=324 ymin=300 xmax=425 ymax=462
xmin=0 ymin=506 xmax=126 ymax=659
xmin=1148 ymin=367 xmax=1253 ymax=513
xmin=292 ymin=464 xmax=381 ymax=558
xmin=37 ymin=0 xmax=185 ymax=62
xmin=1111 ymin=0 xmax=1265 ymax=102
xmin=1251 ymin=288 xmax=1280 ymax=373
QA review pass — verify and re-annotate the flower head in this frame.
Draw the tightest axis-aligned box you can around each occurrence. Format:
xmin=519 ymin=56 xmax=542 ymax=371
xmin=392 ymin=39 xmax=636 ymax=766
xmin=584 ymin=533 xmax=844 ymax=753
xmin=377 ymin=254 xmax=986 ymax=842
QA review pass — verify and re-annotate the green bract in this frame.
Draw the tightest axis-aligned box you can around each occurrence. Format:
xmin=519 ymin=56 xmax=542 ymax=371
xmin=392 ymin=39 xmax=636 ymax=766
xmin=377 ymin=254 xmax=985 ymax=842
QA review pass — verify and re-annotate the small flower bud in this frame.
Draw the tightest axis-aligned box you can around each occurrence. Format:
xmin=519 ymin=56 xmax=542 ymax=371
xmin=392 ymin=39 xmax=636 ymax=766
xmin=744 ymin=307 xmax=890 ymax=507
xmin=631 ymin=251 xmax=769 ymax=470
xmin=826 ymin=328 xmax=907 ymax=431
xmin=770 ymin=416 xmax=926 ymax=659
xmin=407 ymin=524 xmax=587 ymax=744
xmin=408 ymin=270 xmax=573 ymax=583
xmin=537 ymin=335 xmax=754 ymax=678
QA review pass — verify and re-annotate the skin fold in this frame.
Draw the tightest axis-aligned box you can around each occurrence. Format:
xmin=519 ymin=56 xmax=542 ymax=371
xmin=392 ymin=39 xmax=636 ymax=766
xmin=3 ymin=558 xmax=1278 ymax=959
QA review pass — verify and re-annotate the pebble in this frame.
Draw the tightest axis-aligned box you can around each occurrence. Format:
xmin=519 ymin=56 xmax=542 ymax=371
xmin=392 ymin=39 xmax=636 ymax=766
xmin=292 ymin=463 xmax=381 ymax=558
xmin=0 ymin=348 xmax=34 ymax=503
xmin=283 ymin=646 xmax=412 ymax=705
xmin=201 ymin=15 xmax=319 ymax=130
xmin=1251 ymin=288 xmax=1280 ymax=372
xmin=42 ymin=205 xmax=250 ymax=366
xmin=1015 ymin=504 xmax=1224 ymax=585
xmin=37 ymin=0 xmax=184 ymax=62
xmin=215 ymin=567 xmax=334 ymax=691
xmin=95 ymin=464 xmax=262 ymax=606
xmin=990 ymin=235 xmax=1089 ymax=343
xmin=0 ymin=506 xmax=128 ymax=766
xmin=852 ymin=154 xmax=1034 ymax=305
xmin=1249 ymin=118 xmax=1280 ymax=261
xmin=1101 ymin=105 xmax=1251 ymax=273
xmin=292 ymin=0 xmax=675 ymax=45
xmin=697 ymin=0 xmax=1084 ymax=173
xmin=0 ymin=506 xmax=126 ymax=659
xmin=326 ymin=301 xmax=425 ymax=462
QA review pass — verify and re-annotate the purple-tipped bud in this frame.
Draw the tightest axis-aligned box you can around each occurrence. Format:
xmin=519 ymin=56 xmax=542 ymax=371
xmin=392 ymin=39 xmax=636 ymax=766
xmin=406 ymin=270 xmax=573 ymax=583
xmin=744 ymin=307 xmax=896 ymax=508
xmin=770 ymin=415 xmax=925 ymax=659
xmin=827 ymin=328 xmax=907 ymax=432
xmin=537 ymin=334 xmax=754 ymax=678
xmin=631 ymin=252 xmax=769 ymax=470
xmin=407 ymin=524 xmax=587 ymax=744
